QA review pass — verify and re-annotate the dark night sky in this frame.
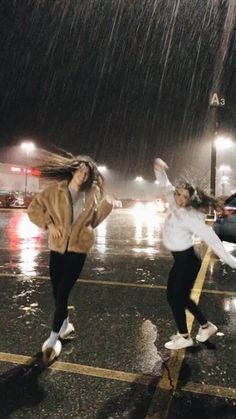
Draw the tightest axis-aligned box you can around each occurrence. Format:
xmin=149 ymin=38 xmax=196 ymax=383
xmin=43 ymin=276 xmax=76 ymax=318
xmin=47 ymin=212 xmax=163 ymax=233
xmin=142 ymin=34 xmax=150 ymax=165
xmin=0 ymin=0 xmax=236 ymax=181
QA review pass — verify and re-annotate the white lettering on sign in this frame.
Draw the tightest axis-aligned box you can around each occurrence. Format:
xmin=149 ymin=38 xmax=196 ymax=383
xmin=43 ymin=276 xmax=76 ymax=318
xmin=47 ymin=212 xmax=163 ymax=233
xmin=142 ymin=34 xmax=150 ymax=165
xmin=210 ymin=93 xmax=225 ymax=107
xmin=210 ymin=93 xmax=220 ymax=106
xmin=220 ymin=98 xmax=225 ymax=106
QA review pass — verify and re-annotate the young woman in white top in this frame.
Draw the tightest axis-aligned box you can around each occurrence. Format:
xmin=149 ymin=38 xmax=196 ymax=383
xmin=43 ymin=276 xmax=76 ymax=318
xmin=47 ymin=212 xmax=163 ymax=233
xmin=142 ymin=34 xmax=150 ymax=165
xmin=154 ymin=158 xmax=236 ymax=350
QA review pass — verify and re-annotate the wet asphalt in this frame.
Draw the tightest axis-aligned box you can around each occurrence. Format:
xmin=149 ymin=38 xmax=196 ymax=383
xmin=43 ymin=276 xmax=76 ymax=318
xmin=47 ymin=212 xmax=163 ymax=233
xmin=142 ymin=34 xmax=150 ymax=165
xmin=0 ymin=208 xmax=236 ymax=418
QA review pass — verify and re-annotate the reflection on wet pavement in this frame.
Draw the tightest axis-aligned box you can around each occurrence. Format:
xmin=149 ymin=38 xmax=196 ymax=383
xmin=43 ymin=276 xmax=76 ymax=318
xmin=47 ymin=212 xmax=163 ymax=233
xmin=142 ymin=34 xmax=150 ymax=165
xmin=136 ymin=319 xmax=166 ymax=376
xmin=6 ymin=211 xmax=45 ymax=277
xmin=96 ymin=210 xmax=166 ymax=255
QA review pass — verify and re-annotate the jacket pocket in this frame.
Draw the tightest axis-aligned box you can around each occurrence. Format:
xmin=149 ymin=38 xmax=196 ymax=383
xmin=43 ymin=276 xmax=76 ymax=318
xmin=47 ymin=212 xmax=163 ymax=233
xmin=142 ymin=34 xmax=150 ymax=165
xmin=48 ymin=226 xmax=67 ymax=250
xmin=77 ymin=225 xmax=95 ymax=251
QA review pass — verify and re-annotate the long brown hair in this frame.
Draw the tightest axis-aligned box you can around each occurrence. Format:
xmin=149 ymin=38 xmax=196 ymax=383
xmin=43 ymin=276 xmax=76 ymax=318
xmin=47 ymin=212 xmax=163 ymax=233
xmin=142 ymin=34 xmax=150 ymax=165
xmin=34 ymin=149 xmax=104 ymax=191
xmin=176 ymin=182 xmax=222 ymax=212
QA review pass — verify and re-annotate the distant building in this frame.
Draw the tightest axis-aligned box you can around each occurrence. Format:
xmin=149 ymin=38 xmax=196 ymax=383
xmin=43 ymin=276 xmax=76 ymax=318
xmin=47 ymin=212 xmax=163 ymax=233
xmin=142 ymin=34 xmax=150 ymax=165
xmin=0 ymin=162 xmax=40 ymax=194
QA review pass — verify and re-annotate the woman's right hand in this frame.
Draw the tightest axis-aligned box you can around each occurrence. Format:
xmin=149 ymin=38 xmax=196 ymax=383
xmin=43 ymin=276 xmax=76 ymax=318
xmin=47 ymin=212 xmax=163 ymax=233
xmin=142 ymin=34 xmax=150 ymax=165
xmin=154 ymin=158 xmax=169 ymax=172
xmin=48 ymin=223 xmax=62 ymax=239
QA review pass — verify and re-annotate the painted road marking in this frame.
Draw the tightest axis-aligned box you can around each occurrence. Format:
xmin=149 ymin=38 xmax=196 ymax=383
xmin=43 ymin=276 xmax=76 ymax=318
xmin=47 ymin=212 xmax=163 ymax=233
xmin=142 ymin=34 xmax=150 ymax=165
xmin=0 ymin=273 xmax=236 ymax=301
xmin=183 ymin=381 xmax=236 ymax=400
xmin=0 ymin=351 xmax=154 ymax=386
xmin=0 ymin=272 xmax=236 ymax=297
xmin=0 ymin=351 xmax=235 ymax=402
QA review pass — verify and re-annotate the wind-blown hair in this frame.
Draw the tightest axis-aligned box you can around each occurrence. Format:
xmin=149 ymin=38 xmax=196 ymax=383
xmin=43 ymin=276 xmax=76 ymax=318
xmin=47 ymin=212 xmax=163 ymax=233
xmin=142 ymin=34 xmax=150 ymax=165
xmin=176 ymin=182 xmax=222 ymax=213
xmin=34 ymin=150 xmax=104 ymax=192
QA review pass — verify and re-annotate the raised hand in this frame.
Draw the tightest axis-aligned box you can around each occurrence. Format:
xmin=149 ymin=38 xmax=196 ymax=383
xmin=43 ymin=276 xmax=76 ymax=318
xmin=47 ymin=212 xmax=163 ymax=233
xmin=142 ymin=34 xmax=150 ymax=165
xmin=154 ymin=158 xmax=169 ymax=172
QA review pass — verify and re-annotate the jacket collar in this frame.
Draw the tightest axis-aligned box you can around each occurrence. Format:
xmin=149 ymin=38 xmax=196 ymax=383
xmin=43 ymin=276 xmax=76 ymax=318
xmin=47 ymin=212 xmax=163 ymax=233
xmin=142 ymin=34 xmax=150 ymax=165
xmin=58 ymin=180 xmax=70 ymax=190
xmin=58 ymin=180 xmax=99 ymax=199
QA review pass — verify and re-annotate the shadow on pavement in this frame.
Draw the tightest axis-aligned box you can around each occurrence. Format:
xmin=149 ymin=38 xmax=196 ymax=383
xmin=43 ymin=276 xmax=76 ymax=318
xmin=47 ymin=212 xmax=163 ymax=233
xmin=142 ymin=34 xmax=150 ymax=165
xmin=0 ymin=353 xmax=48 ymax=418
xmin=178 ymin=342 xmax=218 ymax=388
xmin=169 ymin=395 xmax=236 ymax=419
xmin=95 ymin=376 xmax=159 ymax=419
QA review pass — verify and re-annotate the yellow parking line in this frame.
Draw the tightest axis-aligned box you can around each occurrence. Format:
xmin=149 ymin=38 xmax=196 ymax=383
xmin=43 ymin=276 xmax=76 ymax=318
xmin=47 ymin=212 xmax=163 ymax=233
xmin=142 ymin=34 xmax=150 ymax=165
xmin=0 ymin=246 xmax=171 ymax=258
xmin=183 ymin=381 xmax=236 ymax=400
xmin=0 ymin=352 xmax=236 ymax=399
xmin=0 ymin=272 xmax=168 ymax=289
xmin=0 ymin=272 xmax=236 ymax=298
xmin=79 ymin=278 xmax=166 ymax=289
xmin=0 ymin=351 xmax=153 ymax=386
xmin=192 ymin=289 xmax=236 ymax=297
xmin=0 ymin=351 xmax=235 ymax=403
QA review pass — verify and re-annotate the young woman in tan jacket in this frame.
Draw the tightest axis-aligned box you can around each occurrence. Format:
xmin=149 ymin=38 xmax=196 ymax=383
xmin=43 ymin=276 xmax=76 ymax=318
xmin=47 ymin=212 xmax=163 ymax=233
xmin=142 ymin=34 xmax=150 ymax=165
xmin=28 ymin=152 xmax=113 ymax=362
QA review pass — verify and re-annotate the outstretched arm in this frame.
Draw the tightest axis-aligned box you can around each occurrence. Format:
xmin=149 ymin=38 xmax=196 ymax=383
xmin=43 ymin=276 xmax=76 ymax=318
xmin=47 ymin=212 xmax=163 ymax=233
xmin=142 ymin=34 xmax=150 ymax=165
xmin=185 ymin=213 xmax=236 ymax=269
xmin=153 ymin=158 xmax=175 ymax=204
xmin=154 ymin=158 xmax=169 ymax=183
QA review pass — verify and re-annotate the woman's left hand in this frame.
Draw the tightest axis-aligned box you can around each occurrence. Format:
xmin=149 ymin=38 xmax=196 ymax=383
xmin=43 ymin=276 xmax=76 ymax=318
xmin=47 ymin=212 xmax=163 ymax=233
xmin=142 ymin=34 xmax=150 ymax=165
xmin=48 ymin=223 xmax=62 ymax=239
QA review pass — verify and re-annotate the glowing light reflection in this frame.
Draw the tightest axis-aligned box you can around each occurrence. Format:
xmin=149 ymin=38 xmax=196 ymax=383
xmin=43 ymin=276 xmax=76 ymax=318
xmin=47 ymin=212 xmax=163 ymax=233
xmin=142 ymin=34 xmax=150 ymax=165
xmin=132 ymin=203 xmax=163 ymax=250
xmin=16 ymin=217 xmax=41 ymax=240
xmin=137 ymin=320 xmax=162 ymax=374
xmin=96 ymin=220 xmax=107 ymax=253
xmin=222 ymin=297 xmax=236 ymax=313
xmin=20 ymin=247 xmax=40 ymax=275
xmin=132 ymin=247 xmax=159 ymax=255
xmin=7 ymin=213 xmax=42 ymax=275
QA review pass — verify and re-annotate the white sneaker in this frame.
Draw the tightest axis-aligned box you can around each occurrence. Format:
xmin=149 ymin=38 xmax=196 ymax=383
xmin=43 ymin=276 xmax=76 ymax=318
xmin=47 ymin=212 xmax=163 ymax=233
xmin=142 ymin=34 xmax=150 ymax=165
xmin=196 ymin=322 xmax=218 ymax=342
xmin=164 ymin=335 xmax=194 ymax=350
xmin=59 ymin=322 xmax=75 ymax=340
xmin=169 ymin=333 xmax=179 ymax=340
xmin=42 ymin=338 xmax=62 ymax=363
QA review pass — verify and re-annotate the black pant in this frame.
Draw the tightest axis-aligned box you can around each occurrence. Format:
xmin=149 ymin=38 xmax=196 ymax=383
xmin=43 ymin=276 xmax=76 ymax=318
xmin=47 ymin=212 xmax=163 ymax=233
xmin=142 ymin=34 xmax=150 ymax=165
xmin=49 ymin=251 xmax=87 ymax=333
xmin=167 ymin=247 xmax=207 ymax=334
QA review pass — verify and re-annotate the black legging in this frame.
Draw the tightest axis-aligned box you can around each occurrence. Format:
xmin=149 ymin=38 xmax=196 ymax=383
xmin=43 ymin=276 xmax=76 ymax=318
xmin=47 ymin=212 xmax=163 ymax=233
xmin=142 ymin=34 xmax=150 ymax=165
xmin=49 ymin=251 xmax=87 ymax=332
xmin=167 ymin=247 xmax=207 ymax=334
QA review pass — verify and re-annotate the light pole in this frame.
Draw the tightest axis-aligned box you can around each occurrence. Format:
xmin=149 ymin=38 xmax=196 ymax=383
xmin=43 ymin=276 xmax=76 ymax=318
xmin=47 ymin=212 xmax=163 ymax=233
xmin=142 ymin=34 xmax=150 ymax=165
xmin=209 ymin=92 xmax=225 ymax=196
xmin=20 ymin=142 xmax=35 ymax=199
xmin=215 ymin=136 xmax=233 ymax=151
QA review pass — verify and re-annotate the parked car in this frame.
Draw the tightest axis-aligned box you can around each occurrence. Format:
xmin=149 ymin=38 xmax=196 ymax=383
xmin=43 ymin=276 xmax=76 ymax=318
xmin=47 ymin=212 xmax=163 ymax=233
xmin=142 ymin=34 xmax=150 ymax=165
xmin=10 ymin=198 xmax=25 ymax=208
xmin=213 ymin=194 xmax=236 ymax=243
xmin=0 ymin=194 xmax=15 ymax=208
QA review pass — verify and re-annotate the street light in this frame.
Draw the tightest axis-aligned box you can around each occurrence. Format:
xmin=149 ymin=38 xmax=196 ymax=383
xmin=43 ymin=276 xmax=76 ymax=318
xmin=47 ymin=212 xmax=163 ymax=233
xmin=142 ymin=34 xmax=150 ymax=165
xmin=98 ymin=165 xmax=107 ymax=173
xmin=215 ymin=136 xmax=233 ymax=151
xmin=135 ymin=176 xmax=144 ymax=182
xmin=20 ymin=141 xmax=35 ymax=199
xmin=219 ymin=164 xmax=231 ymax=171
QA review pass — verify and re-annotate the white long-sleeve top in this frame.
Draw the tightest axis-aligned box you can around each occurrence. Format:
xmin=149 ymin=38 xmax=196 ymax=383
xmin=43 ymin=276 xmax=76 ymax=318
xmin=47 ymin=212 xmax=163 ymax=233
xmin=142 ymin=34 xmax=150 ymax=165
xmin=154 ymin=166 xmax=236 ymax=269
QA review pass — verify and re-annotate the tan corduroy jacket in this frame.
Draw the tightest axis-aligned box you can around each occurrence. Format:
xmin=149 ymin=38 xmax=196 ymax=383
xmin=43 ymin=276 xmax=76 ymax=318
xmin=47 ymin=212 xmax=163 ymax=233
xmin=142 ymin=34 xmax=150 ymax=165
xmin=28 ymin=180 xmax=113 ymax=254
